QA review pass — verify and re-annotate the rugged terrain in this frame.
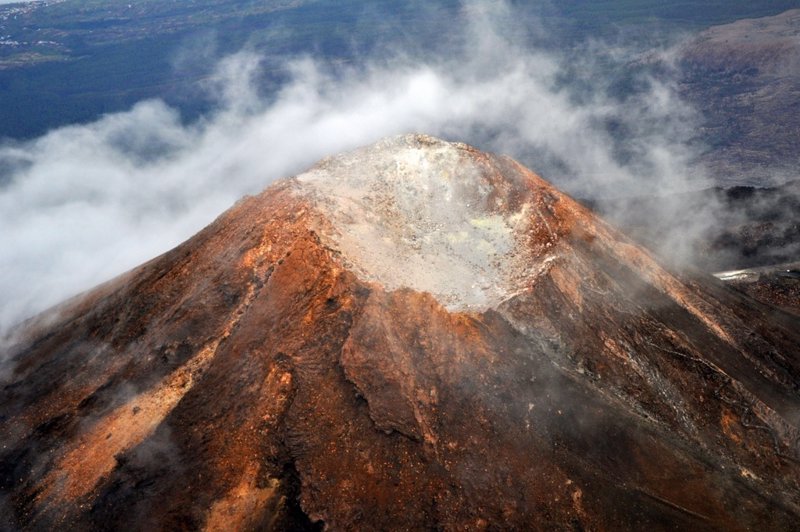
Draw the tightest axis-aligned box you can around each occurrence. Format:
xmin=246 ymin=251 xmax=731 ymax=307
xmin=1 ymin=0 xmax=796 ymax=140
xmin=716 ymin=262 xmax=800 ymax=317
xmin=589 ymin=179 xmax=800 ymax=272
xmin=1 ymin=135 xmax=799 ymax=530
xmin=679 ymin=8 xmax=800 ymax=182
xmin=590 ymin=181 xmax=800 ymax=317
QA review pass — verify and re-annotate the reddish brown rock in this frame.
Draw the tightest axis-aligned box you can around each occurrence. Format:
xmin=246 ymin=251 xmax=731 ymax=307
xmin=1 ymin=135 xmax=799 ymax=530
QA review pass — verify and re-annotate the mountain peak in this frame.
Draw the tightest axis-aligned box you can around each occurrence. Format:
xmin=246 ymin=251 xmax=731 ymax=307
xmin=295 ymin=134 xmax=555 ymax=310
xmin=2 ymin=137 xmax=799 ymax=531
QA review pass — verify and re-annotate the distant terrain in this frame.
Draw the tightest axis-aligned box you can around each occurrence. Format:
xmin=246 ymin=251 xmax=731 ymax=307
xmin=678 ymin=8 xmax=800 ymax=183
xmin=0 ymin=0 xmax=462 ymax=139
xmin=2 ymin=0 xmax=800 ymax=142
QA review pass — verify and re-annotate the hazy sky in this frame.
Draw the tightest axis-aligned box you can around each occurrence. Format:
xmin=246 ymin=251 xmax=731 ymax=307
xmin=0 ymin=1 xmax=706 ymax=332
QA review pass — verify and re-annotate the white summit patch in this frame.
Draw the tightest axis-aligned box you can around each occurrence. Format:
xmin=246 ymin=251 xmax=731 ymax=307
xmin=295 ymin=135 xmax=538 ymax=311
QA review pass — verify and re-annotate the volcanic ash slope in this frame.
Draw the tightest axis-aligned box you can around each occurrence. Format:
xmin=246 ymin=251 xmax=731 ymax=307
xmin=2 ymin=135 xmax=800 ymax=531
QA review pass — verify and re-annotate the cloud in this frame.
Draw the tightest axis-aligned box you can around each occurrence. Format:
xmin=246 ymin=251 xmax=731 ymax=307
xmin=0 ymin=0 xmax=708 ymax=332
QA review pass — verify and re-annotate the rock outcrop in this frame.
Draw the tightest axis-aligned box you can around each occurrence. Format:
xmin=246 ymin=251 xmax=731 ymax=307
xmin=2 ymin=135 xmax=799 ymax=530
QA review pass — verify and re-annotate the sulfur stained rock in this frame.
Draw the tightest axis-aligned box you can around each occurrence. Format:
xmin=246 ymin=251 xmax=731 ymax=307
xmin=1 ymin=135 xmax=799 ymax=531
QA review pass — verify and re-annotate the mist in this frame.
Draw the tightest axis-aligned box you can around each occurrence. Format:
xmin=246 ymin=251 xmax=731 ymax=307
xmin=0 ymin=1 xmax=714 ymax=332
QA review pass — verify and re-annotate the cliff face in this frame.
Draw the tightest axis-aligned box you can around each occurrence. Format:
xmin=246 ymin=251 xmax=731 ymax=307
xmin=2 ymin=135 xmax=799 ymax=531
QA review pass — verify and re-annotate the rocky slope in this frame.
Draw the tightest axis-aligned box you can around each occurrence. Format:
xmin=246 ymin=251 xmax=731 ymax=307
xmin=1 ymin=135 xmax=799 ymax=530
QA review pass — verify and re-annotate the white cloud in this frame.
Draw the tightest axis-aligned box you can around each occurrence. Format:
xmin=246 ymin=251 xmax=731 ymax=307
xmin=0 ymin=1 xmax=706 ymax=332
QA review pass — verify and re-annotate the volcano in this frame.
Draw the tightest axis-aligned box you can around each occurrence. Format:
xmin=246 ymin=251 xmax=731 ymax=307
xmin=2 ymin=135 xmax=799 ymax=530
